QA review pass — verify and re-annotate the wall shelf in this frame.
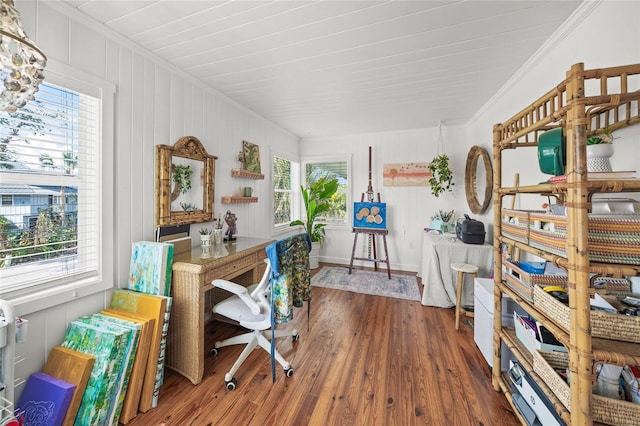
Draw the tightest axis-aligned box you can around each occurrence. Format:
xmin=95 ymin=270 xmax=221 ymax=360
xmin=221 ymin=196 xmax=258 ymax=204
xmin=231 ymin=169 xmax=264 ymax=180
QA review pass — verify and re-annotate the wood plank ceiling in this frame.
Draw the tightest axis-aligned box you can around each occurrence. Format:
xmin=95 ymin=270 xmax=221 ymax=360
xmin=61 ymin=1 xmax=583 ymax=138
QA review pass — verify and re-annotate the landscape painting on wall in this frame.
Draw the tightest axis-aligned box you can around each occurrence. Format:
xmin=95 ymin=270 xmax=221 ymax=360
xmin=383 ymin=162 xmax=431 ymax=186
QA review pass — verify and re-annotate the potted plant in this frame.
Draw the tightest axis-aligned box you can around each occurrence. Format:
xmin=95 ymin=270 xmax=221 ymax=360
xmin=290 ymin=175 xmax=339 ymax=269
xmin=428 ymin=153 xmax=454 ymax=197
xmin=199 ymin=227 xmax=212 ymax=253
xmin=586 ymin=128 xmax=615 ymax=172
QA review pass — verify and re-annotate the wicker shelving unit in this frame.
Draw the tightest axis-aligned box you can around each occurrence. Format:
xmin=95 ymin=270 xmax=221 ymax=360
xmin=492 ymin=62 xmax=640 ymax=425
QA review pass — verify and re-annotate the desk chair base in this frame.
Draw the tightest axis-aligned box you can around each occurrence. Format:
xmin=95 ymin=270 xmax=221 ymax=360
xmin=212 ymin=328 xmax=298 ymax=390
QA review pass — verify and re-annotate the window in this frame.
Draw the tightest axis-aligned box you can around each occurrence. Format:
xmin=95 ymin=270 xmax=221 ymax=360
xmin=304 ymin=159 xmax=349 ymax=224
xmin=0 ymin=68 xmax=112 ymax=303
xmin=273 ymin=155 xmax=299 ymax=228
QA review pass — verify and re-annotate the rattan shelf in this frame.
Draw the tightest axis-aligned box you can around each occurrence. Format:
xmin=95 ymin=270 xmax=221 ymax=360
xmin=493 ymin=62 xmax=640 ymax=426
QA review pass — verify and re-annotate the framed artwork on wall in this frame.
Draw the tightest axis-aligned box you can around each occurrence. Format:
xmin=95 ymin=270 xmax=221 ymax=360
xmin=242 ymin=140 xmax=261 ymax=173
xmin=382 ymin=162 xmax=430 ymax=186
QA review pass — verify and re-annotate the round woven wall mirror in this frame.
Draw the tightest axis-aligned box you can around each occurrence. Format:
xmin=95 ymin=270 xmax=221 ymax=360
xmin=465 ymin=146 xmax=493 ymax=214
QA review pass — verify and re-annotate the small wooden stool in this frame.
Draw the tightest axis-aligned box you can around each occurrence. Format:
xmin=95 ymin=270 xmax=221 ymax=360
xmin=451 ymin=262 xmax=478 ymax=330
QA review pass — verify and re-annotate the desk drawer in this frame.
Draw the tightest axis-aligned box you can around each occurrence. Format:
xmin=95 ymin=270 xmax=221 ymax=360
xmin=204 ymin=252 xmax=258 ymax=283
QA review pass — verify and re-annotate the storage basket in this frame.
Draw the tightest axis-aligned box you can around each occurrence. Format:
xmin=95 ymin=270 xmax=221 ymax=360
xmin=503 ymin=259 xmax=567 ymax=301
xmin=533 ymin=285 xmax=640 ymax=343
xmin=533 ymin=350 xmax=640 ymax=426
xmin=501 ymin=209 xmax=543 ymax=244
xmin=529 ymin=213 xmax=640 ymax=265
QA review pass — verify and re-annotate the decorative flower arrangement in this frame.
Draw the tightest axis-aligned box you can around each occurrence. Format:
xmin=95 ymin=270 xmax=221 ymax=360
xmin=430 ymin=209 xmax=455 ymax=223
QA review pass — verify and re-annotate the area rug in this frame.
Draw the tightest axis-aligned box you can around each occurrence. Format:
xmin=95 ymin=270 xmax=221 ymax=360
xmin=311 ymin=266 xmax=421 ymax=301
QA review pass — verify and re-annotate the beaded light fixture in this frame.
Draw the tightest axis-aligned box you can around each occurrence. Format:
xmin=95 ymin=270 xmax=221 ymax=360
xmin=0 ymin=0 xmax=46 ymax=112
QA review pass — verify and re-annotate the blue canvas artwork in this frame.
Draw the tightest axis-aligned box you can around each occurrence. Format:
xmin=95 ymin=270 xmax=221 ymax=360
xmin=353 ymin=202 xmax=387 ymax=229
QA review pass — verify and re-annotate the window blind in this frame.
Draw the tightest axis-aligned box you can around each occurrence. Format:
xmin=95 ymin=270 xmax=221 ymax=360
xmin=0 ymin=82 xmax=100 ymax=294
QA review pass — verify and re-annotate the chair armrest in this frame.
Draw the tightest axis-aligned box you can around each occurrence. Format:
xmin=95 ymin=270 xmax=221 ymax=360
xmin=213 ymin=279 xmax=248 ymax=295
xmin=212 ymin=279 xmax=261 ymax=315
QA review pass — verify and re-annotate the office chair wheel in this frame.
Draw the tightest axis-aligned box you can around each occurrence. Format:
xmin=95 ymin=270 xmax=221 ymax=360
xmin=284 ymin=367 xmax=294 ymax=377
xmin=226 ymin=378 xmax=237 ymax=390
xmin=292 ymin=332 xmax=299 ymax=342
xmin=210 ymin=348 xmax=219 ymax=356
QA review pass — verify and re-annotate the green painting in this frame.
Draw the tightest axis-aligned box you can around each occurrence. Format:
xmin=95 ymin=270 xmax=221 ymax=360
xmin=242 ymin=140 xmax=261 ymax=173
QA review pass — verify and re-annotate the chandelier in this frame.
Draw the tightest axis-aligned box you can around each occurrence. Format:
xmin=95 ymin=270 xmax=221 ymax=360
xmin=0 ymin=0 xmax=46 ymax=113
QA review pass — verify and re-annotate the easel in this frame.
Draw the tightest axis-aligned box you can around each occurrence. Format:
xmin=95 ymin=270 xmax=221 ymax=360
xmin=348 ymin=147 xmax=391 ymax=279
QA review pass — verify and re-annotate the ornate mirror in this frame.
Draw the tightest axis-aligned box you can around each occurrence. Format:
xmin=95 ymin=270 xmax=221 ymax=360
xmin=464 ymin=145 xmax=493 ymax=214
xmin=156 ymin=136 xmax=217 ymax=227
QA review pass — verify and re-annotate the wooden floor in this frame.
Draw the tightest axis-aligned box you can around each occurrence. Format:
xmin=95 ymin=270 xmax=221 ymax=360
xmin=126 ymin=263 xmax=519 ymax=425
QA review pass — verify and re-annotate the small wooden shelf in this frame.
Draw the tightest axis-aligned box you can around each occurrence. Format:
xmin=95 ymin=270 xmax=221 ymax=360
xmin=231 ymin=169 xmax=264 ymax=179
xmin=221 ymin=196 xmax=258 ymax=204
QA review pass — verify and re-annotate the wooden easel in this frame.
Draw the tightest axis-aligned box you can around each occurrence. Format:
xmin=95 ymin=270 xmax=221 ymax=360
xmin=348 ymin=147 xmax=391 ymax=279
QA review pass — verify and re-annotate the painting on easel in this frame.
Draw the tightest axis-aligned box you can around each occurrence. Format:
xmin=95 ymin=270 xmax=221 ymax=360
xmin=353 ymin=202 xmax=386 ymax=229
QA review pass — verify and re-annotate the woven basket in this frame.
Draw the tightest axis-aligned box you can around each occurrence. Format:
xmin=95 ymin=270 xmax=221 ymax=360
xmin=533 ymin=350 xmax=640 ymax=426
xmin=529 ymin=213 xmax=640 ymax=265
xmin=503 ymin=259 xmax=567 ymax=301
xmin=533 ymin=285 xmax=640 ymax=343
xmin=502 ymin=209 xmax=543 ymax=244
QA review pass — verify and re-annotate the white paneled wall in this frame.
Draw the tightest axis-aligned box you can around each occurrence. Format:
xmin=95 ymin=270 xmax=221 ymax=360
xmin=9 ymin=0 xmax=299 ymax=402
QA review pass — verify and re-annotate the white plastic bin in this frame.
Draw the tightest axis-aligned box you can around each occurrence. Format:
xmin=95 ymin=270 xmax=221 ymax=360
xmin=474 ymin=277 xmax=524 ymax=371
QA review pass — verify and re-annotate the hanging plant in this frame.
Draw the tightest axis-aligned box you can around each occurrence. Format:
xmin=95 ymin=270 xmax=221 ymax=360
xmin=428 ymin=154 xmax=454 ymax=197
xmin=172 ymin=164 xmax=193 ymax=195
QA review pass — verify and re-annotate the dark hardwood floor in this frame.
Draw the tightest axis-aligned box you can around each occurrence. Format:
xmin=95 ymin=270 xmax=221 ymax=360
xmin=126 ymin=263 xmax=519 ymax=425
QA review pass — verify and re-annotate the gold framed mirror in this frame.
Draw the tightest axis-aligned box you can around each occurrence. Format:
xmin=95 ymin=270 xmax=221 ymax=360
xmin=464 ymin=145 xmax=493 ymax=214
xmin=156 ymin=136 xmax=217 ymax=227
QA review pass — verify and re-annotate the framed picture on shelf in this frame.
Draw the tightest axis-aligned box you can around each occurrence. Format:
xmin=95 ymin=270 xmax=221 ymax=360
xmin=242 ymin=141 xmax=261 ymax=173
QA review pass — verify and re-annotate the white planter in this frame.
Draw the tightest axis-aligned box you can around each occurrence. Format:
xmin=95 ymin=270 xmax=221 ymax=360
xmin=309 ymin=241 xmax=320 ymax=269
xmin=586 ymin=143 xmax=614 ymax=172
xmin=200 ymin=235 xmax=211 ymax=253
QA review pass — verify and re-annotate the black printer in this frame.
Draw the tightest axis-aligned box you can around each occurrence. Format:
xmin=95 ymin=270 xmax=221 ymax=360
xmin=456 ymin=214 xmax=486 ymax=244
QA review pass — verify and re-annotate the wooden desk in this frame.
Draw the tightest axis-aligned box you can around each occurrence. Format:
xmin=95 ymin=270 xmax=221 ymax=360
xmin=419 ymin=231 xmax=492 ymax=308
xmin=165 ymin=237 xmax=272 ymax=385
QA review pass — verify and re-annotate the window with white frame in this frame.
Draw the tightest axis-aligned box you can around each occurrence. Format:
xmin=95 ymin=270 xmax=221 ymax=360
xmin=304 ymin=159 xmax=349 ymax=224
xmin=273 ymin=155 xmax=299 ymax=228
xmin=0 ymin=78 xmax=106 ymax=298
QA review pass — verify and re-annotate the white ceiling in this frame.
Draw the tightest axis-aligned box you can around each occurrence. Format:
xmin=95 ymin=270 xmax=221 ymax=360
xmin=61 ymin=0 xmax=583 ymax=138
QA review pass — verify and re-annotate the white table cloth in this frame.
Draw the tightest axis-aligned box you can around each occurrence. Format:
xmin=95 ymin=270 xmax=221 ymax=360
xmin=419 ymin=231 xmax=493 ymax=308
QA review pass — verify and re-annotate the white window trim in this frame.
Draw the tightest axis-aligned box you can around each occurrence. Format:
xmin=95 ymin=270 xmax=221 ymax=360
xmin=3 ymin=59 xmax=115 ymax=316
xmin=271 ymin=148 xmax=300 ymax=236
xmin=301 ymin=154 xmax=352 ymax=230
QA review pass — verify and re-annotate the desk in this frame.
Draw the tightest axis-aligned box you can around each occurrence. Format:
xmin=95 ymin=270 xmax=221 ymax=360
xmin=166 ymin=237 xmax=272 ymax=385
xmin=419 ymin=231 xmax=493 ymax=308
